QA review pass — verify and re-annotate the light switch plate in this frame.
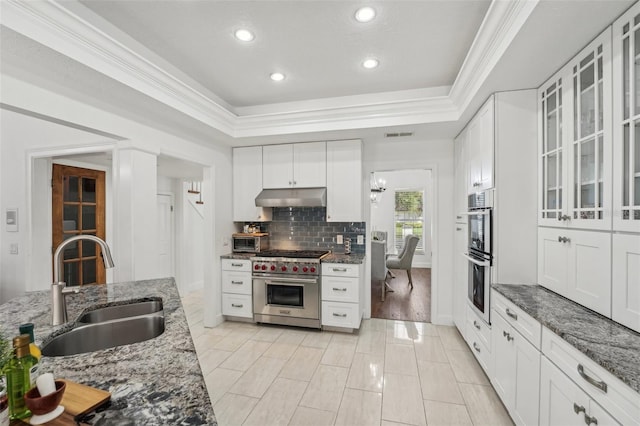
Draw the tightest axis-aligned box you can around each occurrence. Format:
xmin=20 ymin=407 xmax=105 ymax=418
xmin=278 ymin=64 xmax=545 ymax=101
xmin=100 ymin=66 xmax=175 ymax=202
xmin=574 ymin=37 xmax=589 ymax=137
xmin=9 ymin=243 xmax=18 ymax=255
xmin=336 ymin=235 xmax=343 ymax=244
xmin=357 ymin=235 xmax=364 ymax=245
xmin=6 ymin=208 xmax=18 ymax=232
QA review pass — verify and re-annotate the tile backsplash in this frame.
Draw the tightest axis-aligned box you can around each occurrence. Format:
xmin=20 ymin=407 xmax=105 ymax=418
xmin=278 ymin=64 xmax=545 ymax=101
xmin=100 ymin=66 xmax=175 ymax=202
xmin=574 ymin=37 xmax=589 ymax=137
xmin=252 ymin=207 xmax=366 ymax=254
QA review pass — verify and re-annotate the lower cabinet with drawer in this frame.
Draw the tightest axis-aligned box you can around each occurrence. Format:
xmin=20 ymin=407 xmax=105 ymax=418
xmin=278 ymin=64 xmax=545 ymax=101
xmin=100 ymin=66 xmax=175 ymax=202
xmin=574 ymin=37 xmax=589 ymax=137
xmin=465 ymin=305 xmax=492 ymax=375
xmin=321 ymin=262 xmax=364 ymax=329
xmin=221 ymin=258 xmax=253 ymax=319
xmin=491 ymin=306 xmax=541 ymax=426
xmin=541 ymin=327 xmax=639 ymax=425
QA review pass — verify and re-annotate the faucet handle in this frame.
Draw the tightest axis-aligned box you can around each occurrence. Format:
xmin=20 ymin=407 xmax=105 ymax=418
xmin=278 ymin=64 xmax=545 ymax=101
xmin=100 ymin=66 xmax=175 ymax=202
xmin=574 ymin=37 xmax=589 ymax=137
xmin=62 ymin=286 xmax=80 ymax=295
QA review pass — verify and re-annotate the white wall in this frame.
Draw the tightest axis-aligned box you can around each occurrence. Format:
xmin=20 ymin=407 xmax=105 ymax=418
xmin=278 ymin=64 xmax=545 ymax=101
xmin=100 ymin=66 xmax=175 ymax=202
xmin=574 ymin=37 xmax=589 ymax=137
xmin=370 ymin=169 xmax=433 ymax=267
xmin=0 ymin=76 xmax=234 ymax=330
xmin=364 ymin=136 xmax=455 ymax=325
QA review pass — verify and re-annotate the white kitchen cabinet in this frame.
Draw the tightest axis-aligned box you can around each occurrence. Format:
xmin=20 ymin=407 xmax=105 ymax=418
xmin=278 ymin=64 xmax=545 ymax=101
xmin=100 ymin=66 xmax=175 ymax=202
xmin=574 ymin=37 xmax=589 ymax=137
xmin=538 ymin=28 xmax=613 ymax=230
xmin=452 ymin=223 xmax=468 ymax=334
xmin=611 ymin=233 xmax=640 ymax=332
xmin=465 ymin=305 xmax=491 ymax=375
xmin=537 ymin=227 xmax=611 ymax=316
xmin=467 ymin=96 xmax=495 ymax=193
xmin=491 ymin=305 xmax=541 ymax=426
xmin=321 ymin=262 xmax=363 ymax=329
xmin=454 ymin=131 xmax=468 ymax=221
xmin=541 ymin=328 xmax=638 ymax=426
xmin=612 ymin=2 xmax=640 ymax=232
xmin=221 ymin=259 xmax=253 ymax=319
xmin=540 ymin=357 xmax=619 ymax=426
xmin=262 ymin=142 xmax=326 ymax=189
xmin=233 ymin=146 xmax=272 ymax=222
xmin=326 ymin=139 xmax=362 ymax=222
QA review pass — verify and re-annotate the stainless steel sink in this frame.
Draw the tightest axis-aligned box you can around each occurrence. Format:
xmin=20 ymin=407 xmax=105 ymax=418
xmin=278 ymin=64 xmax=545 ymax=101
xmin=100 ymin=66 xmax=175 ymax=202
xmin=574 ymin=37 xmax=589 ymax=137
xmin=41 ymin=315 xmax=165 ymax=357
xmin=78 ymin=300 xmax=163 ymax=323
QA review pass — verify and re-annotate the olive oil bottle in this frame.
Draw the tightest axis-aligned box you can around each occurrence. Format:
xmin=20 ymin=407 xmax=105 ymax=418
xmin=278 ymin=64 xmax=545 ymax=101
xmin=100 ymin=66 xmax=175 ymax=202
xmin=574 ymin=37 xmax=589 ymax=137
xmin=6 ymin=335 xmax=38 ymax=419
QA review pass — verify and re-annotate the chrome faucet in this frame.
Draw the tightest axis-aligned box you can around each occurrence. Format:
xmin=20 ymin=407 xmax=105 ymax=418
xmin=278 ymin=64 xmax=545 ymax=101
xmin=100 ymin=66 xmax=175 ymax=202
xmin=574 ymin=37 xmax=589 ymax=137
xmin=52 ymin=235 xmax=115 ymax=326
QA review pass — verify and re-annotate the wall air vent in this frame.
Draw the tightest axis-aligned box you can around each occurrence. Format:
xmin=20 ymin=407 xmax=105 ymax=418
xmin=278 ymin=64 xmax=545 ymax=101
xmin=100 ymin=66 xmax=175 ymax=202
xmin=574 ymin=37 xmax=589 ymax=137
xmin=384 ymin=132 xmax=414 ymax=138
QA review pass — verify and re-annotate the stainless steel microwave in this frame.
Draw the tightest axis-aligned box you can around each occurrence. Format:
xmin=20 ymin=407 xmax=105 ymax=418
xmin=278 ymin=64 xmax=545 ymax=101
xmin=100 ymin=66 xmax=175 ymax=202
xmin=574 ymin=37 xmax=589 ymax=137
xmin=232 ymin=233 xmax=269 ymax=253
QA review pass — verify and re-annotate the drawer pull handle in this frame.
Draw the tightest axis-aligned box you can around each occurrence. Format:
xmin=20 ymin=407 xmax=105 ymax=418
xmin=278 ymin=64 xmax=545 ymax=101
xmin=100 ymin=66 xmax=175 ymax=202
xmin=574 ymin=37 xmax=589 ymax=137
xmin=231 ymin=281 xmax=243 ymax=285
xmin=472 ymin=342 xmax=481 ymax=353
xmin=557 ymin=236 xmax=571 ymax=243
xmin=280 ymin=310 xmax=291 ymax=315
xmin=505 ymin=308 xmax=518 ymax=320
xmin=584 ymin=414 xmax=598 ymax=425
xmin=333 ymin=313 xmax=347 ymax=317
xmin=577 ymin=364 xmax=607 ymax=393
xmin=231 ymin=303 xmax=243 ymax=308
xmin=333 ymin=268 xmax=348 ymax=272
xmin=573 ymin=403 xmax=586 ymax=415
xmin=333 ymin=287 xmax=348 ymax=292
xmin=473 ymin=320 xmax=481 ymax=330
xmin=231 ymin=263 xmax=244 ymax=267
xmin=502 ymin=330 xmax=514 ymax=341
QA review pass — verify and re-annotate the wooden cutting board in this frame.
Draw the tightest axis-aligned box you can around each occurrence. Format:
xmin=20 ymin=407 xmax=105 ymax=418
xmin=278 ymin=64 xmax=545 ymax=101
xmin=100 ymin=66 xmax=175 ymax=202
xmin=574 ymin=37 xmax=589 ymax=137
xmin=12 ymin=379 xmax=111 ymax=425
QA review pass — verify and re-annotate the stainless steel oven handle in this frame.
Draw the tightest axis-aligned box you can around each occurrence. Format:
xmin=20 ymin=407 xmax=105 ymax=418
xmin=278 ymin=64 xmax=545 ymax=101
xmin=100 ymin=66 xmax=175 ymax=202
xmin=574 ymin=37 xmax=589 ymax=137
xmin=264 ymin=277 xmax=318 ymax=284
xmin=463 ymin=253 xmax=491 ymax=267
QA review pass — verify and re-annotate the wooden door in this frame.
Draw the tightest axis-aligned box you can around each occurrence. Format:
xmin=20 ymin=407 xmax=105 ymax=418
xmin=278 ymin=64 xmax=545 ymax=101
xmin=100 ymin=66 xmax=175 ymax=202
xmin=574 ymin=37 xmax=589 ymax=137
xmin=52 ymin=164 xmax=106 ymax=286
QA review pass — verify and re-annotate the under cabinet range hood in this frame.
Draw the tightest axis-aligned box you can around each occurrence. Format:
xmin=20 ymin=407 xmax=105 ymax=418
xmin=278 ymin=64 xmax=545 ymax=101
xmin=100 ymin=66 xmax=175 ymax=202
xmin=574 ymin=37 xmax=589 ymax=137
xmin=255 ymin=187 xmax=327 ymax=208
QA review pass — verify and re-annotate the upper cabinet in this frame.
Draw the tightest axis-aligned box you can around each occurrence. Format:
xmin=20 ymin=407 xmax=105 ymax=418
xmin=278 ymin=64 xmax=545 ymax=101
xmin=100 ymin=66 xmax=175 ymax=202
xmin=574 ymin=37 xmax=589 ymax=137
xmin=263 ymin=142 xmax=326 ymax=189
xmin=538 ymin=28 xmax=613 ymax=230
xmin=467 ymin=96 xmax=495 ymax=193
xmin=233 ymin=146 xmax=272 ymax=222
xmin=454 ymin=131 xmax=468 ymax=220
xmin=326 ymin=139 xmax=362 ymax=222
xmin=613 ymin=2 xmax=640 ymax=232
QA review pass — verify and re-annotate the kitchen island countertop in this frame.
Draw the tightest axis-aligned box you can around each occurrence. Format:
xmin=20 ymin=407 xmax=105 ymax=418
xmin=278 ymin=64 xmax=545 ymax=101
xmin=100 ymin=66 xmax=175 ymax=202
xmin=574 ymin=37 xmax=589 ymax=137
xmin=0 ymin=277 xmax=216 ymax=425
xmin=493 ymin=283 xmax=640 ymax=394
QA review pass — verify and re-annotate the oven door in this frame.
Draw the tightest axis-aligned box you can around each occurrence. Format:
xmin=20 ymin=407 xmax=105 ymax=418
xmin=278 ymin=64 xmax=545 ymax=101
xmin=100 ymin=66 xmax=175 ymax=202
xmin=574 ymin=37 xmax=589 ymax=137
xmin=253 ymin=275 xmax=319 ymax=320
xmin=464 ymin=252 xmax=491 ymax=324
xmin=468 ymin=210 xmax=491 ymax=255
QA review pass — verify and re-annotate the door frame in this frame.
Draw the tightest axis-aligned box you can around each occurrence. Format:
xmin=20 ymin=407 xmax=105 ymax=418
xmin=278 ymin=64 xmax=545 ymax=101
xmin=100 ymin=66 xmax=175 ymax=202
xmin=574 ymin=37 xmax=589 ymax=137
xmin=156 ymin=191 xmax=175 ymax=279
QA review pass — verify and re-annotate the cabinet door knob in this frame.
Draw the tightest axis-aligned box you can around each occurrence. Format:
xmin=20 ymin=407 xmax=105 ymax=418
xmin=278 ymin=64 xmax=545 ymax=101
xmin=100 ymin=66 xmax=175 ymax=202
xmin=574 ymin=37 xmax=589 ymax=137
xmin=584 ymin=414 xmax=598 ymax=425
xmin=472 ymin=342 xmax=481 ymax=353
xmin=573 ymin=403 xmax=586 ymax=415
xmin=473 ymin=320 xmax=481 ymax=330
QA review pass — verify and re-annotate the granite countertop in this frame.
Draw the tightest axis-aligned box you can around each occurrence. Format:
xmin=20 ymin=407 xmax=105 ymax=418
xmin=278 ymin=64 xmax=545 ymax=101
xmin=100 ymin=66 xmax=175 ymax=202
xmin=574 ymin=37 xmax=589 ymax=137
xmin=321 ymin=253 xmax=365 ymax=264
xmin=0 ymin=278 xmax=216 ymax=425
xmin=493 ymin=283 xmax=640 ymax=394
xmin=220 ymin=252 xmax=365 ymax=264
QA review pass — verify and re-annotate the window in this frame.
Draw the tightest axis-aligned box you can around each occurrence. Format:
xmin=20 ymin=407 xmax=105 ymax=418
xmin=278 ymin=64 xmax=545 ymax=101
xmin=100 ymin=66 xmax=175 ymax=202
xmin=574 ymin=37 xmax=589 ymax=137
xmin=394 ymin=190 xmax=424 ymax=252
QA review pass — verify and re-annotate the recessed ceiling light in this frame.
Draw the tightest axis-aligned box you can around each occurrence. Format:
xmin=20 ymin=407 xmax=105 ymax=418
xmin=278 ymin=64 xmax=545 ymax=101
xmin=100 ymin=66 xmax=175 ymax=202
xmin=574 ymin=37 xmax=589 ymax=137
xmin=355 ymin=6 xmax=376 ymax=23
xmin=234 ymin=29 xmax=254 ymax=42
xmin=362 ymin=58 xmax=379 ymax=69
xmin=270 ymin=72 xmax=285 ymax=81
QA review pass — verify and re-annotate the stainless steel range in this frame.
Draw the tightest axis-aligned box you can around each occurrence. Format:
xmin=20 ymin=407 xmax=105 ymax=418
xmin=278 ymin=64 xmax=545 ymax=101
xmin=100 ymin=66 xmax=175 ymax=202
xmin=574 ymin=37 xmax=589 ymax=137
xmin=252 ymin=249 xmax=330 ymax=329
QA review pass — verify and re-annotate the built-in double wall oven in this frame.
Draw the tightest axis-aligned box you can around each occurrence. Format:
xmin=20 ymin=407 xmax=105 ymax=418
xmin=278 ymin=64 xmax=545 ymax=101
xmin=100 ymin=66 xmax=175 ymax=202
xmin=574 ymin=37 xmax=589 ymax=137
xmin=464 ymin=190 xmax=493 ymax=324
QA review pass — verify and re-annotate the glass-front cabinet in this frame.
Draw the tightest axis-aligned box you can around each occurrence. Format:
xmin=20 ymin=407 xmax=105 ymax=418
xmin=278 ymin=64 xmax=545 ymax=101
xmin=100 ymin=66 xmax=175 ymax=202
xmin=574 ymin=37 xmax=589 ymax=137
xmin=538 ymin=28 xmax=612 ymax=230
xmin=613 ymin=2 xmax=640 ymax=232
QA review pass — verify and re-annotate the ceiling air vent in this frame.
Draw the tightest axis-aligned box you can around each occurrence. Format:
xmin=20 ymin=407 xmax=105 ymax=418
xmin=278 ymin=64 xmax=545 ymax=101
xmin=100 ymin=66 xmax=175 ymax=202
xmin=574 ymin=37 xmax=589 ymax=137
xmin=384 ymin=132 xmax=414 ymax=138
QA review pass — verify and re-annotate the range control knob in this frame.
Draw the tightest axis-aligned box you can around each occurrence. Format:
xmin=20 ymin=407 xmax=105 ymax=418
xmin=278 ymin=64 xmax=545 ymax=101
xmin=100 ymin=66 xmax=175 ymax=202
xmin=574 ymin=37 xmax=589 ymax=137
xmin=254 ymin=264 xmax=260 ymax=270
xmin=310 ymin=267 xmax=316 ymax=273
xmin=292 ymin=266 xmax=298 ymax=272
xmin=281 ymin=266 xmax=287 ymax=272
xmin=261 ymin=265 xmax=267 ymax=271
xmin=270 ymin=265 xmax=276 ymax=271
xmin=303 ymin=267 xmax=308 ymax=272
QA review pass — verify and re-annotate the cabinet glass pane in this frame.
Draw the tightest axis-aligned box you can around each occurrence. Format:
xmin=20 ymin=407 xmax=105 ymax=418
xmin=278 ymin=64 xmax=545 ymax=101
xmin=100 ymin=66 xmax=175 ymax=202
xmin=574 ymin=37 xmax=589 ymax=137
xmin=83 ymin=260 xmax=96 ymax=285
xmin=598 ymin=57 xmax=603 ymax=131
xmin=63 ymin=205 xmax=78 ymax=231
xmin=547 ymin=153 xmax=557 ymax=189
xmin=624 ymin=36 xmax=630 ymax=119
xmin=598 ymin=135 xmax=603 ymax=208
xmin=624 ymin=124 xmax=630 ymax=206
xmin=635 ymin=28 xmax=640 ymax=115
xmin=559 ymin=151 xmax=563 ymax=209
xmin=635 ymin=120 xmax=640 ymax=205
xmin=63 ymin=176 xmax=79 ymax=202
xmin=581 ymin=138 xmax=596 ymax=208
xmin=580 ymin=64 xmax=596 ymax=137
xmin=82 ymin=178 xmax=96 ymax=202
xmin=82 ymin=205 xmax=96 ymax=230
xmin=547 ymin=110 xmax=557 ymax=151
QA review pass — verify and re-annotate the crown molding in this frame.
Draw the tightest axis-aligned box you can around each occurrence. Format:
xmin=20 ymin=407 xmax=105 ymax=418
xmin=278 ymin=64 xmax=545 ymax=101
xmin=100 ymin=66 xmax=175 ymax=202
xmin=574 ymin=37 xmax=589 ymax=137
xmin=1 ymin=0 xmax=537 ymax=139
xmin=449 ymin=0 xmax=539 ymax=113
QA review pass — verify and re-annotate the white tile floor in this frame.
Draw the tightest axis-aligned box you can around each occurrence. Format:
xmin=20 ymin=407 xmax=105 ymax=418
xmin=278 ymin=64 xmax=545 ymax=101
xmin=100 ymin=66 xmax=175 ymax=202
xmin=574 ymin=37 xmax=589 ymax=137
xmin=181 ymin=290 xmax=513 ymax=426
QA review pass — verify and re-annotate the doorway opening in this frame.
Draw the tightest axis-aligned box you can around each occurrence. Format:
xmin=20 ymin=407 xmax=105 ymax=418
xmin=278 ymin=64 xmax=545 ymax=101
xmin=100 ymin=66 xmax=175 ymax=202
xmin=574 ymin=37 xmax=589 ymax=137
xmin=370 ymin=169 xmax=433 ymax=322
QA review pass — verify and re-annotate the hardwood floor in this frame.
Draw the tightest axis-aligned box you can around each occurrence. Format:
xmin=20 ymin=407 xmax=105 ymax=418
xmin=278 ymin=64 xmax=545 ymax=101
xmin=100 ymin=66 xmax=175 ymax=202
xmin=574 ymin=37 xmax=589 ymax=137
xmin=371 ymin=268 xmax=431 ymax=322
